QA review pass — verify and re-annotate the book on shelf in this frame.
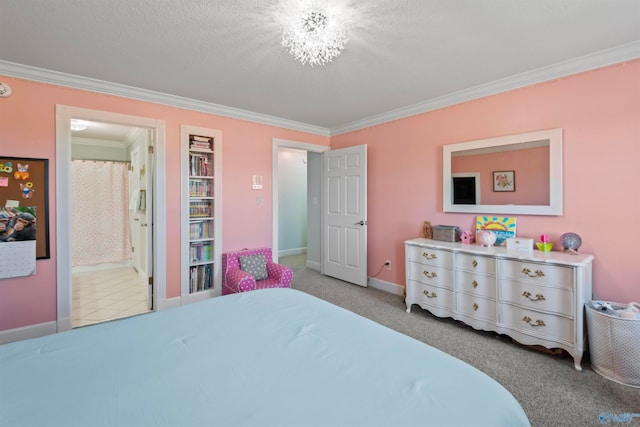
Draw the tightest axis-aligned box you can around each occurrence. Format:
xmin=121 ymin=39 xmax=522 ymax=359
xmin=189 ymin=241 xmax=212 ymax=263
xmin=189 ymin=201 xmax=212 ymax=218
xmin=189 ymin=220 xmax=211 ymax=240
xmin=189 ymin=264 xmax=212 ymax=292
xmin=189 ymin=135 xmax=213 ymax=151
xmin=189 ymin=179 xmax=210 ymax=197
xmin=189 ymin=153 xmax=211 ymax=177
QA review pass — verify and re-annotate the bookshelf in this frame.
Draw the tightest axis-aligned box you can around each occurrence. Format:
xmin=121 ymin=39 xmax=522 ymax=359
xmin=180 ymin=125 xmax=222 ymax=302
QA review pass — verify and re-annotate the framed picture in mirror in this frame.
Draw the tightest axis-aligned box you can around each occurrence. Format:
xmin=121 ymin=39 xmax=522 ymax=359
xmin=493 ymin=171 xmax=515 ymax=192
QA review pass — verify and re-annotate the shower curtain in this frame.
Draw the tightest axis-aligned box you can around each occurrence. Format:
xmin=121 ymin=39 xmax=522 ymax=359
xmin=71 ymin=160 xmax=132 ymax=266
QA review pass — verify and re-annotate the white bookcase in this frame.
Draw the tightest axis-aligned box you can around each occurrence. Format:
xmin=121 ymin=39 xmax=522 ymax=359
xmin=180 ymin=125 xmax=222 ymax=302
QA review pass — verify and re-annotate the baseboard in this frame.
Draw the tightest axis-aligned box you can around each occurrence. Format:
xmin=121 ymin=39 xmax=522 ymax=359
xmin=306 ymin=260 xmax=321 ymax=271
xmin=367 ymin=277 xmax=404 ymax=296
xmin=0 ymin=321 xmax=57 ymax=344
xmin=279 ymin=247 xmax=307 ymax=257
xmin=180 ymin=289 xmax=218 ymax=306
xmin=156 ymin=296 xmax=181 ymax=310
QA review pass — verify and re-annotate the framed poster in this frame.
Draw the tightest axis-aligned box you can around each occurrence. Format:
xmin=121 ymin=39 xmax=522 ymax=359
xmin=0 ymin=157 xmax=50 ymax=259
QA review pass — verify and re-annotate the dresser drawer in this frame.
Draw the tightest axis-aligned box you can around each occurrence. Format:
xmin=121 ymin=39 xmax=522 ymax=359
xmin=498 ymin=259 xmax=573 ymax=289
xmin=499 ymin=304 xmax=573 ymax=344
xmin=407 ymin=280 xmax=454 ymax=310
xmin=406 ymin=261 xmax=454 ymax=289
xmin=456 ymin=293 xmax=497 ymax=323
xmin=455 ymin=271 xmax=497 ymax=299
xmin=455 ymin=253 xmax=496 ymax=275
xmin=406 ymin=245 xmax=453 ymax=267
xmin=499 ymin=280 xmax=574 ymax=317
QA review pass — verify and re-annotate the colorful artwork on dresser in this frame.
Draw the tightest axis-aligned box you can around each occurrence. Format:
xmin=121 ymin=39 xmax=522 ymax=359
xmin=475 ymin=216 xmax=516 ymax=245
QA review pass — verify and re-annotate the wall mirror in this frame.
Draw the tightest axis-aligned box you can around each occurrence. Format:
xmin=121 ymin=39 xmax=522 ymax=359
xmin=443 ymin=128 xmax=563 ymax=215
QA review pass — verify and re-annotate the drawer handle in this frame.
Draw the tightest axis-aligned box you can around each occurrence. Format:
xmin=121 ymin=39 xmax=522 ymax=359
xmin=422 ymin=252 xmax=437 ymax=260
xmin=473 ymin=303 xmax=479 ymax=311
xmin=472 ymin=259 xmax=478 ymax=268
xmin=423 ymin=290 xmax=438 ymax=298
xmin=422 ymin=270 xmax=438 ymax=279
xmin=521 ymin=268 xmax=545 ymax=278
xmin=522 ymin=316 xmax=546 ymax=327
xmin=472 ymin=280 xmax=478 ymax=288
xmin=522 ymin=291 xmax=546 ymax=302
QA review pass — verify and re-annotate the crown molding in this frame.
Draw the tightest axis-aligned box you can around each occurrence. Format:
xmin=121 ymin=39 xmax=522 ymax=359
xmin=330 ymin=40 xmax=640 ymax=136
xmin=2 ymin=40 xmax=639 ymax=139
xmin=0 ymin=61 xmax=331 ymax=137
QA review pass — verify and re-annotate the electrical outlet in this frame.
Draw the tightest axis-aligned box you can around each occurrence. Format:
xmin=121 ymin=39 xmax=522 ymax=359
xmin=385 ymin=260 xmax=391 ymax=270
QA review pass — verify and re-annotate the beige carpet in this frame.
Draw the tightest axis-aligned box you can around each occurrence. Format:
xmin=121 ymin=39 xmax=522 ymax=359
xmin=288 ymin=264 xmax=640 ymax=427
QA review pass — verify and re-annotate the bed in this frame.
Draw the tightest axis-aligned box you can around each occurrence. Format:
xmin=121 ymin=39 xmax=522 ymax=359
xmin=0 ymin=288 xmax=530 ymax=427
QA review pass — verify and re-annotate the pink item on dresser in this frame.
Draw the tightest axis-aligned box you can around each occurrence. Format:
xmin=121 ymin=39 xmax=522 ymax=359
xmin=222 ymin=248 xmax=293 ymax=295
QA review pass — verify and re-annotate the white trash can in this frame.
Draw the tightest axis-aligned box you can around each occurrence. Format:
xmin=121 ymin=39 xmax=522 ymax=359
xmin=585 ymin=301 xmax=640 ymax=388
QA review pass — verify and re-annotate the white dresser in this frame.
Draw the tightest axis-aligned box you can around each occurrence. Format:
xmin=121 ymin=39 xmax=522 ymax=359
xmin=405 ymin=238 xmax=594 ymax=370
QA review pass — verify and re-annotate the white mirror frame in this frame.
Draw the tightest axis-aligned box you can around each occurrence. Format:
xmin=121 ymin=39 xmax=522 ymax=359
xmin=443 ymin=128 xmax=563 ymax=216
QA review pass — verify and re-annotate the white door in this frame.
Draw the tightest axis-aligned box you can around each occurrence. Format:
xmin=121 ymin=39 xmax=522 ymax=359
xmin=322 ymin=145 xmax=367 ymax=286
xmin=129 ymin=147 xmax=141 ymax=273
xmin=144 ymin=134 xmax=154 ymax=309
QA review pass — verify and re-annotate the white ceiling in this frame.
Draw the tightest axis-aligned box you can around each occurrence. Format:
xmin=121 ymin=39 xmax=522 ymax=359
xmin=1 ymin=0 xmax=639 ymax=135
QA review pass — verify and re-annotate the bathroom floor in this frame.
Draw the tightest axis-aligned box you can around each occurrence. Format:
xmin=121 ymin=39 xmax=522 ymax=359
xmin=72 ymin=264 xmax=150 ymax=328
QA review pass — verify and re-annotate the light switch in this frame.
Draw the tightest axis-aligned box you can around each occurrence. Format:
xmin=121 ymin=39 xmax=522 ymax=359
xmin=252 ymin=175 xmax=263 ymax=190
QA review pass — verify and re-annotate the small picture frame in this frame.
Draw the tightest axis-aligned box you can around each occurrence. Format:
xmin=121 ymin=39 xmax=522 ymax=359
xmin=493 ymin=171 xmax=515 ymax=192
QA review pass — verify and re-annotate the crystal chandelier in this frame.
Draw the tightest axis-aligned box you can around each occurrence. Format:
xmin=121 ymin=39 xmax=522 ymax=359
xmin=281 ymin=5 xmax=349 ymax=67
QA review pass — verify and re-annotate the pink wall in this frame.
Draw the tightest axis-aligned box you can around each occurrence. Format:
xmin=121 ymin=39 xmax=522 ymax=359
xmin=1 ymin=59 xmax=639 ymax=333
xmin=0 ymin=75 xmax=329 ymax=331
xmin=332 ymin=60 xmax=640 ymax=304
xmin=451 ymin=146 xmax=550 ymax=205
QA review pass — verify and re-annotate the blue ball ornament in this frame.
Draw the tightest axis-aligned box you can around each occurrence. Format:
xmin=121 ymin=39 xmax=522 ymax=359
xmin=560 ymin=232 xmax=582 ymax=254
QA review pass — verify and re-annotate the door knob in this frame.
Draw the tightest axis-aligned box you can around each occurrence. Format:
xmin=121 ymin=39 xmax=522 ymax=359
xmin=354 ymin=220 xmax=367 ymax=226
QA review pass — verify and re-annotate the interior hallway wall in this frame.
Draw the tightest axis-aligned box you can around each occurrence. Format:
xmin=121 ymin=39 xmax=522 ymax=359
xmin=278 ymin=148 xmax=307 ymax=257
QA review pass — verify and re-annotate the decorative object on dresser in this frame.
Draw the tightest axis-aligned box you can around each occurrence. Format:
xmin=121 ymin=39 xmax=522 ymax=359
xmin=536 ymin=242 xmax=554 ymax=252
xmin=475 ymin=216 xmax=516 ymax=245
xmin=477 ymin=229 xmax=497 ymax=247
xmin=535 ymin=233 xmax=553 ymax=252
xmin=405 ymin=238 xmax=594 ymax=371
xmin=421 ymin=221 xmax=433 ymax=239
xmin=460 ymin=230 xmax=475 ymax=244
xmin=432 ymin=225 xmax=460 ymax=242
xmin=560 ymin=232 xmax=582 ymax=254
xmin=506 ymin=237 xmax=533 ymax=252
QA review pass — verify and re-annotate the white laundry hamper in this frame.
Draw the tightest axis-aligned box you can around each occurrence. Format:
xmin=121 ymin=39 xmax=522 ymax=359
xmin=585 ymin=302 xmax=640 ymax=387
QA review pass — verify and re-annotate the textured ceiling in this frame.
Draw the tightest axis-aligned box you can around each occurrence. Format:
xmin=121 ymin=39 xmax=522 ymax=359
xmin=1 ymin=0 xmax=639 ymax=132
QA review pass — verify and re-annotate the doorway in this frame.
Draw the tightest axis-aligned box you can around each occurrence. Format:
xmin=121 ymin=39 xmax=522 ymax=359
xmin=272 ymin=139 xmax=327 ymax=270
xmin=277 ymin=148 xmax=309 ymax=267
xmin=55 ymin=105 xmax=167 ymax=333
xmin=70 ymin=123 xmax=151 ymax=327
xmin=272 ymin=139 xmax=368 ymax=287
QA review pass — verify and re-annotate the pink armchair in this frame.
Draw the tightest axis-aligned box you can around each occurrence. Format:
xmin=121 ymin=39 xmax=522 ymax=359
xmin=222 ymin=248 xmax=293 ymax=295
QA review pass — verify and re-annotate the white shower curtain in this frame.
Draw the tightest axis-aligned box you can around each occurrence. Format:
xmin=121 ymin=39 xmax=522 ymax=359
xmin=72 ymin=160 xmax=132 ymax=266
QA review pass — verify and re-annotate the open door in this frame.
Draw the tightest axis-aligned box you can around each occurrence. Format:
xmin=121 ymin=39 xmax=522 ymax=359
xmin=145 ymin=132 xmax=154 ymax=310
xmin=322 ymin=145 xmax=367 ymax=286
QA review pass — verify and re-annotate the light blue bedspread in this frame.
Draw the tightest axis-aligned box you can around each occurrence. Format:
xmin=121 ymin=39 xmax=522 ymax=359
xmin=0 ymin=288 xmax=530 ymax=427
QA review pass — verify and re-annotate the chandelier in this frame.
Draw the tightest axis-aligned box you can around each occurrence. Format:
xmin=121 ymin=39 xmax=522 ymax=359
xmin=280 ymin=5 xmax=349 ymax=67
